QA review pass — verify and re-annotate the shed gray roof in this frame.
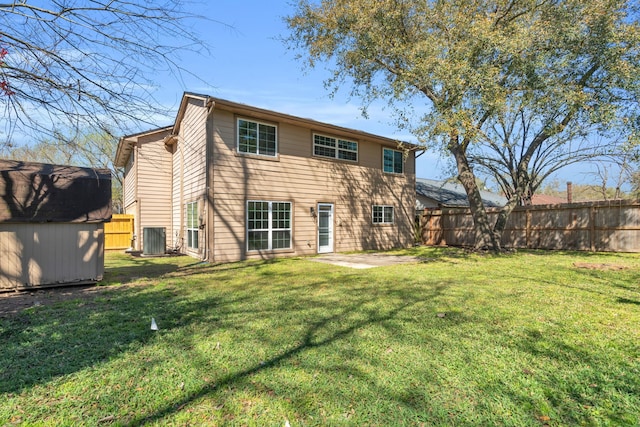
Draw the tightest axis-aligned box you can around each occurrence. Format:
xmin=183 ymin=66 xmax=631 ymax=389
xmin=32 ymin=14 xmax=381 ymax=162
xmin=0 ymin=160 xmax=112 ymax=223
xmin=416 ymin=178 xmax=507 ymax=209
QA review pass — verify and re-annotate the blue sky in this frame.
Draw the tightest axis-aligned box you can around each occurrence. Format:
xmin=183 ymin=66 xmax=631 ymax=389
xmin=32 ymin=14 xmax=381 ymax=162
xmin=148 ymin=0 xmax=449 ymax=182
xmin=153 ymin=0 xmax=609 ymax=189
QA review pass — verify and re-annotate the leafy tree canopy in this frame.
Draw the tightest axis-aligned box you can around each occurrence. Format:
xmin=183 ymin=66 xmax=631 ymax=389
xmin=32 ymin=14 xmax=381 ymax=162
xmin=286 ymin=0 xmax=640 ymax=251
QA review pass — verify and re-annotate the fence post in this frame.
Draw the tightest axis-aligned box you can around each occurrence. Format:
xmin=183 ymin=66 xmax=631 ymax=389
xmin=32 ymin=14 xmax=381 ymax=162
xmin=589 ymin=205 xmax=596 ymax=252
xmin=526 ymin=208 xmax=531 ymax=249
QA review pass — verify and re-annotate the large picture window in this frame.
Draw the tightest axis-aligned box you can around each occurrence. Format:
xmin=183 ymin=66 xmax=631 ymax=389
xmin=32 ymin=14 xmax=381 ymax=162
xmin=383 ymin=148 xmax=404 ymax=174
xmin=186 ymin=201 xmax=199 ymax=249
xmin=372 ymin=205 xmax=394 ymax=224
xmin=238 ymin=119 xmax=277 ymax=157
xmin=247 ymin=201 xmax=292 ymax=251
xmin=313 ymin=134 xmax=358 ymax=162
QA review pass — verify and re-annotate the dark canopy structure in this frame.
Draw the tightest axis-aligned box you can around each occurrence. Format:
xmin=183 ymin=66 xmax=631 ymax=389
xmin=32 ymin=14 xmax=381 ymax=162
xmin=0 ymin=160 xmax=111 ymax=223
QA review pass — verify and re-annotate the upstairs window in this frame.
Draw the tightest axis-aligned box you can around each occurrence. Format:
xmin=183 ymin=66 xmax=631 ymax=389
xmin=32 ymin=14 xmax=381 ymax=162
xmin=238 ymin=119 xmax=277 ymax=157
xmin=313 ymin=134 xmax=358 ymax=162
xmin=372 ymin=205 xmax=394 ymax=224
xmin=383 ymin=148 xmax=404 ymax=174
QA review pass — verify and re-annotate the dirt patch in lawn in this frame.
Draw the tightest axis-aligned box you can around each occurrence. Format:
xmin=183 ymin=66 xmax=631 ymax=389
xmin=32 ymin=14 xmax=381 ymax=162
xmin=573 ymin=262 xmax=629 ymax=271
xmin=0 ymin=284 xmax=116 ymax=318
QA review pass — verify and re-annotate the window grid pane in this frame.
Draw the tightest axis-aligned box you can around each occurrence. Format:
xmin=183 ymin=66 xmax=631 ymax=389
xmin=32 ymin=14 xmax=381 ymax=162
xmin=258 ymin=124 xmax=276 ymax=156
xmin=272 ymin=230 xmax=291 ymax=249
xmin=314 ymin=134 xmax=357 ymax=162
xmin=373 ymin=206 xmax=383 ymax=223
xmin=383 ymin=148 xmax=403 ymax=174
xmin=247 ymin=201 xmax=292 ymax=251
xmin=383 ymin=206 xmax=394 ymax=223
xmin=338 ymin=150 xmax=357 ymax=161
xmin=338 ymin=140 xmax=357 ymax=151
xmin=238 ymin=120 xmax=258 ymax=154
xmin=314 ymin=145 xmax=336 ymax=158
xmin=393 ymin=150 xmax=403 ymax=173
xmin=248 ymin=202 xmax=269 ymax=231
xmin=186 ymin=202 xmax=199 ymax=249
xmin=238 ymin=119 xmax=276 ymax=156
xmin=373 ymin=205 xmax=394 ymax=224
xmin=248 ymin=231 xmax=269 ymax=250
xmin=315 ymin=135 xmax=336 ymax=147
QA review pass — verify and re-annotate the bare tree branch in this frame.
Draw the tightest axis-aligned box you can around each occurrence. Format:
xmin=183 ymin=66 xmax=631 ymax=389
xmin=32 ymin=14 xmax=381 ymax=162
xmin=0 ymin=0 xmax=221 ymax=151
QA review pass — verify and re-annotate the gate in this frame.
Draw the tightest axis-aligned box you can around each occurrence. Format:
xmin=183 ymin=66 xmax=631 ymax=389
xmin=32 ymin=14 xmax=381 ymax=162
xmin=104 ymin=214 xmax=134 ymax=250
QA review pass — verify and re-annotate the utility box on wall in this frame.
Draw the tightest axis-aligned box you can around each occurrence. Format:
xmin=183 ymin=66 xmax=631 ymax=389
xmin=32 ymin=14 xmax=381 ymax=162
xmin=143 ymin=227 xmax=166 ymax=255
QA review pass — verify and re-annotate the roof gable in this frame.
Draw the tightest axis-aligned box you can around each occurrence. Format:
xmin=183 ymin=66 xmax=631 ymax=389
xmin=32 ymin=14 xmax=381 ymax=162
xmin=114 ymin=126 xmax=173 ymax=167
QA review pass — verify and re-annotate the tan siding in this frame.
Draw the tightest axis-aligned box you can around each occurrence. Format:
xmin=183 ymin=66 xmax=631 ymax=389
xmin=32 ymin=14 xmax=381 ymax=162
xmin=171 ymin=98 xmax=208 ymax=257
xmin=123 ymin=152 xmax=136 ymax=209
xmin=211 ymin=110 xmax=415 ymax=263
xmin=120 ymin=128 xmax=172 ymax=252
xmin=0 ymin=223 xmax=104 ymax=290
xmin=136 ymin=132 xmax=173 ymax=252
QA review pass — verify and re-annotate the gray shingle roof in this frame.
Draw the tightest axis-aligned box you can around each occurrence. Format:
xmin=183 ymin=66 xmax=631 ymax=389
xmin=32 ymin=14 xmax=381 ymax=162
xmin=416 ymin=178 xmax=506 ymax=209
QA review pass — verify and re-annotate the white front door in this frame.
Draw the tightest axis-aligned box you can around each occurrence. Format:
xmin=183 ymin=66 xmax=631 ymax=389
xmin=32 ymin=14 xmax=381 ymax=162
xmin=317 ymin=203 xmax=334 ymax=253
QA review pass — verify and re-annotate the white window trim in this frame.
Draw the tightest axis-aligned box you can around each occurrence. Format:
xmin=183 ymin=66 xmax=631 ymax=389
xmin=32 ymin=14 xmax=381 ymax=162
xmin=186 ymin=201 xmax=199 ymax=250
xmin=372 ymin=205 xmax=395 ymax=224
xmin=237 ymin=118 xmax=278 ymax=157
xmin=313 ymin=133 xmax=358 ymax=162
xmin=383 ymin=147 xmax=404 ymax=174
xmin=246 ymin=200 xmax=292 ymax=251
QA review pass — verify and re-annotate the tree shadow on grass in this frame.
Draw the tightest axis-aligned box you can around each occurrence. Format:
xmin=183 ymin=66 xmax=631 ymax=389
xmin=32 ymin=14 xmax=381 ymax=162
xmin=501 ymin=327 xmax=640 ymax=426
xmin=101 ymin=256 xmax=188 ymax=285
xmin=0 ymin=285 xmax=175 ymax=393
xmin=1 ymin=256 xmax=469 ymax=425
xmin=124 ymin=279 xmax=456 ymax=426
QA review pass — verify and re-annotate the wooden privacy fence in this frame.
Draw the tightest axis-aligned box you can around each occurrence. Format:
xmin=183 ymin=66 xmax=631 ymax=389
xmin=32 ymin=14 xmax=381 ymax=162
xmin=421 ymin=199 xmax=640 ymax=252
xmin=104 ymin=214 xmax=134 ymax=250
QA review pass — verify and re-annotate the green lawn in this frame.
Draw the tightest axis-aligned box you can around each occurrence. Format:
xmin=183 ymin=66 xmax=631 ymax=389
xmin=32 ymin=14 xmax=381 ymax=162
xmin=1 ymin=248 xmax=639 ymax=426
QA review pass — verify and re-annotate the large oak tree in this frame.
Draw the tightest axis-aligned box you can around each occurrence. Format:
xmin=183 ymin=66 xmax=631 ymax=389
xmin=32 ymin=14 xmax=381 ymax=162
xmin=286 ymin=0 xmax=640 ymax=251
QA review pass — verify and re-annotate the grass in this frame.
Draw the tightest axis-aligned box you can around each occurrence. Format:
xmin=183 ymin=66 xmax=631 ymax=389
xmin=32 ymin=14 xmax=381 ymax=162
xmin=1 ymin=248 xmax=639 ymax=426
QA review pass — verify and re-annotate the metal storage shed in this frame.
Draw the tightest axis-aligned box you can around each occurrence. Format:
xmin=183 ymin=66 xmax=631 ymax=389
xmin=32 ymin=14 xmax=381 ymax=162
xmin=0 ymin=160 xmax=111 ymax=291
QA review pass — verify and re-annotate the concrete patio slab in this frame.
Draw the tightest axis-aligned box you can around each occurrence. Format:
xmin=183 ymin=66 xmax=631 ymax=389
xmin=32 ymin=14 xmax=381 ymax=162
xmin=309 ymin=252 xmax=423 ymax=269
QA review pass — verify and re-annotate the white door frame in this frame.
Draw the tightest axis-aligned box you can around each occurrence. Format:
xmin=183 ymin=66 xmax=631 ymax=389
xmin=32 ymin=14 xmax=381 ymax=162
xmin=317 ymin=203 xmax=334 ymax=253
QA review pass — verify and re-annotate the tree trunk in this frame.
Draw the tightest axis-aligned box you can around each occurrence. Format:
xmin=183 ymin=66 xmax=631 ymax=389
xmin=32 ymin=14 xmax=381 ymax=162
xmin=449 ymin=140 xmax=501 ymax=252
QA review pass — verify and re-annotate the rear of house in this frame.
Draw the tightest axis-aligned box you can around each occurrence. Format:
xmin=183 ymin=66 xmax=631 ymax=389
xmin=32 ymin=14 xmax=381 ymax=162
xmin=116 ymin=93 xmax=416 ymax=263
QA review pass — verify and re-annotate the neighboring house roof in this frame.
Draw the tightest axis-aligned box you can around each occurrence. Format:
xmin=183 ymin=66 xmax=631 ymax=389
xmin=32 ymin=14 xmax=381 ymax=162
xmin=416 ymin=178 xmax=507 ymax=210
xmin=531 ymin=194 xmax=567 ymax=205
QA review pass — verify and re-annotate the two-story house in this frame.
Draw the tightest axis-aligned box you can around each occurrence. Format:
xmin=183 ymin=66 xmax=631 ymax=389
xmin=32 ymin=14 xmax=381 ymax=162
xmin=114 ymin=93 xmax=416 ymax=263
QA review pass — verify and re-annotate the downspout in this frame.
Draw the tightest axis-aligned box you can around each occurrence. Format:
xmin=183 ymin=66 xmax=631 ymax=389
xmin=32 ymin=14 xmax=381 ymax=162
xmin=203 ymin=97 xmax=216 ymax=262
xmin=179 ymin=136 xmax=184 ymax=252
xmin=164 ymin=132 xmax=179 ymax=252
xmin=134 ymin=141 xmax=140 ymax=251
xmin=169 ymin=138 xmax=174 ymax=251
